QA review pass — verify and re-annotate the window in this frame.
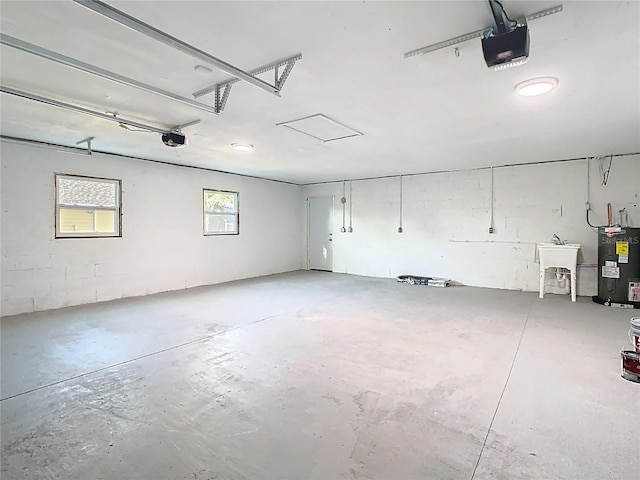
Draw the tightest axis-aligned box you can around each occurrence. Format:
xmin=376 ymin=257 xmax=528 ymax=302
xmin=203 ymin=189 xmax=239 ymax=235
xmin=55 ymin=174 xmax=121 ymax=238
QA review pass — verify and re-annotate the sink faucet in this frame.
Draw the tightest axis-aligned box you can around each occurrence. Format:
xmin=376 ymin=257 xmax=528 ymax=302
xmin=552 ymin=234 xmax=564 ymax=245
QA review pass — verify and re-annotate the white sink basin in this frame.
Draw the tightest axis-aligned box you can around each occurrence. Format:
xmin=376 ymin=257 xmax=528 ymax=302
xmin=537 ymin=243 xmax=581 ymax=248
xmin=537 ymin=243 xmax=580 ymax=269
xmin=537 ymin=243 xmax=580 ymax=302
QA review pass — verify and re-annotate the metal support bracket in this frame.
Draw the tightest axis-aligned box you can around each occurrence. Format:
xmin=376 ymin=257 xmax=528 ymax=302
xmin=171 ymin=119 xmax=200 ymax=132
xmin=276 ymin=60 xmax=296 ymax=90
xmin=213 ymin=84 xmax=233 ymax=114
xmin=193 ymin=53 xmax=302 ymax=113
xmin=76 ymin=136 xmax=95 ymax=155
xmin=404 ymin=5 xmax=563 ymax=58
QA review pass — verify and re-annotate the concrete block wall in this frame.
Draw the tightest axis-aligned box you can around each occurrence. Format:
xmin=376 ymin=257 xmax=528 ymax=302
xmin=302 ymin=155 xmax=640 ymax=296
xmin=1 ymin=140 xmax=303 ymax=316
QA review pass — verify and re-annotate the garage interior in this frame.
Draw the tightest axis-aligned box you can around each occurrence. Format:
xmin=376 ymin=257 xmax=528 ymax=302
xmin=1 ymin=1 xmax=639 ymax=479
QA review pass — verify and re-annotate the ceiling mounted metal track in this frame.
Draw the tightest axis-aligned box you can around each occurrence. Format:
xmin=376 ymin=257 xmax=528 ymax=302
xmin=0 ymin=33 xmax=216 ymax=115
xmin=193 ymin=53 xmax=302 ymax=114
xmin=73 ymin=0 xmax=282 ymax=97
xmin=404 ymin=5 xmax=563 ymax=58
xmin=0 ymin=85 xmax=199 ymax=134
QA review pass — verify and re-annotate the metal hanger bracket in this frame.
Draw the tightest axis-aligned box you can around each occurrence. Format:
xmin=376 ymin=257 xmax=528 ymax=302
xmin=194 ymin=54 xmax=302 ymax=114
xmin=76 ymin=136 xmax=95 ymax=155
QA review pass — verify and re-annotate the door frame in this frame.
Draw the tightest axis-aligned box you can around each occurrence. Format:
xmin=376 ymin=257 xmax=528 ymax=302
xmin=306 ymin=195 xmax=334 ymax=271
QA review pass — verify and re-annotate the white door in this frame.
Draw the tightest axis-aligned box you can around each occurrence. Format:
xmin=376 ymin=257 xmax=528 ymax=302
xmin=308 ymin=196 xmax=333 ymax=271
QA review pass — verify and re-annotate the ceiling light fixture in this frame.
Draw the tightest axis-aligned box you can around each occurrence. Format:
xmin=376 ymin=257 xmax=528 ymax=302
xmin=194 ymin=64 xmax=213 ymax=74
xmin=231 ymin=143 xmax=253 ymax=152
xmin=515 ymin=77 xmax=558 ymax=96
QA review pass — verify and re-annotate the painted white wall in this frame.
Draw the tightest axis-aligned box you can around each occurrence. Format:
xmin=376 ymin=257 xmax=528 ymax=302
xmin=1 ymin=139 xmax=303 ymax=316
xmin=302 ymin=156 xmax=640 ymax=297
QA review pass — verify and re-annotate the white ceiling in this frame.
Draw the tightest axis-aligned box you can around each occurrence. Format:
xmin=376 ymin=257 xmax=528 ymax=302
xmin=1 ymin=1 xmax=638 ymax=184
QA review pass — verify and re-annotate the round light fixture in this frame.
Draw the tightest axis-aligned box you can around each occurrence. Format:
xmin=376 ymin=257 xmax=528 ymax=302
xmin=231 ymin=143 xmax=253 ymax=152
xmin=515 ymin=77 xmax=558 ymax=97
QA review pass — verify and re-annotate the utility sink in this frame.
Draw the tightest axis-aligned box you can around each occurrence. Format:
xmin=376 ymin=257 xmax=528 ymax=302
xmin=537 ymin=243 xmax=580 ymax=269
xmin=537 ymin=243 xmax=580 ymax=302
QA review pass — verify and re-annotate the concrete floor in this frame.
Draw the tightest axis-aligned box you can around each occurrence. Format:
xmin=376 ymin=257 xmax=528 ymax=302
xmin=1 ymin=271 xmax=638 ymax=480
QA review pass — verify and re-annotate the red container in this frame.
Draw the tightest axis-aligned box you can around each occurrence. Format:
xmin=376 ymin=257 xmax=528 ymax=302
xmin=630 ymin=317 xmax=640 ymax=352
xmin=621 ymin=350 xmax=640 ymax=383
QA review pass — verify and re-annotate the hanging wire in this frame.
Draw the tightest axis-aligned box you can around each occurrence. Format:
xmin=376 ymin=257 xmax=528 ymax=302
xmin=601 ymin=154 xmax=613 ymax=185
xmin=598 ymin=155 xmax=613 ymax=185
xmin=585 ymin=155 xmax=613 ymax=228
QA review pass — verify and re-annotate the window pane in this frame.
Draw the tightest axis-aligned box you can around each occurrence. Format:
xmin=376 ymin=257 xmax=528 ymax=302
xmin=59 ymin=208 xmax=96 ymax=233
xmin=58 ymin=177 xmax=116 ymax=207
xmin=58 ymin=209 xmax=117 ymax=234
xmin=204 ymin=190 xmax=236 ymax=213
xmin=56 ymin=175 xmax=120 ymax=238
xmin=205 ymin=213 xmax=238 ymax=234
xmin=95 ymin=210 xmax=116 ymax=233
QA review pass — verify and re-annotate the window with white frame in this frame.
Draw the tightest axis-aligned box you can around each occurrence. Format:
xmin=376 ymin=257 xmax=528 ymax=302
xmin=55 ymin=174 xmax=121 ymax=238
xmin=203 ymin=189 xmax=239 ymax=235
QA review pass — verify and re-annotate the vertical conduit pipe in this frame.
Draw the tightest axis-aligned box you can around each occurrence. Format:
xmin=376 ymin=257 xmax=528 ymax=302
xmin=348 ymin=180 xmax=353 ymax=232
xmin=398 ymin=176 xmax=404 ymax=233
xmin=585 ymin=157 xmax=590 ymax=208
xmin=489 ymin=167 xmax=495 ymax=233
xmin=341 ymin=181 xmax=346 ymax=232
